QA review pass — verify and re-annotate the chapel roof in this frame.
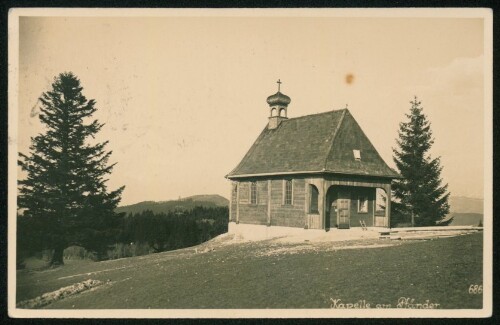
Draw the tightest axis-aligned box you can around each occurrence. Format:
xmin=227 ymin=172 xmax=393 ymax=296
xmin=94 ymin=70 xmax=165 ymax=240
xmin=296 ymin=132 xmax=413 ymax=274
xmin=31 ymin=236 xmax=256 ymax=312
xmin=226 ymin=109 xmax=399 ymax=179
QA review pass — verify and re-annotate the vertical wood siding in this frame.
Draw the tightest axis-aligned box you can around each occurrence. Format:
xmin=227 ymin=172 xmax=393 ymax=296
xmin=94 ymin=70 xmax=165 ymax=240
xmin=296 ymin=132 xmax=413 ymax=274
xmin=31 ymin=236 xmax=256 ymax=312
xmin=230 ymin=183 xmax=237 ymax=221
xmin=348 ymin=187 xmax=375 ymax=227
xmin=238 ymin=181 xmax=269 ymax=225
xmin=270 ymin=178 xmax=306 ymax=228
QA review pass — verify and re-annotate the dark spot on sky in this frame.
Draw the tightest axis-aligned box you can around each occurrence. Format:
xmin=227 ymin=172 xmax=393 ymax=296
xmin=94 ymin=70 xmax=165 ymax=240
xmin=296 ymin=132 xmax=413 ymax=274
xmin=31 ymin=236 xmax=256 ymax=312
xmin=345 ymin=74 xmax=354 ymax=85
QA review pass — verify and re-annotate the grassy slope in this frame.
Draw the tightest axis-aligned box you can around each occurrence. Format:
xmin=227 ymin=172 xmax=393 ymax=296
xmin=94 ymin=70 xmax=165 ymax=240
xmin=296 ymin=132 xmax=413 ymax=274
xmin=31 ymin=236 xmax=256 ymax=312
xmin=16 ymin=233 xmax=483 ymax=309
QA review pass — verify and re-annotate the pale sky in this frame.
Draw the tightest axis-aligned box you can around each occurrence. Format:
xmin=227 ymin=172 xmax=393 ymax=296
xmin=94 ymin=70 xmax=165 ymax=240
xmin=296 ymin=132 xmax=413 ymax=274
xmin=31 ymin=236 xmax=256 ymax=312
xmin=16 ymin=13 xmax=486 ymax=205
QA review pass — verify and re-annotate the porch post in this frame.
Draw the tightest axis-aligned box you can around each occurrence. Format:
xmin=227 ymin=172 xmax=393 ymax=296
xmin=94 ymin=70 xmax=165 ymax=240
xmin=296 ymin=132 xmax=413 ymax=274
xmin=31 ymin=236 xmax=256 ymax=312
xmin=267 ymin=180 xmax=271 ymax=226
xmin=236 ymin=182 xmax=240 ymax=224
xmin=322 ymin=179 xmax=327 ymax=231
xmin=229 ymin=182 xmax=232 ymax=222
xmin=385 ymin=184 xmax=391 ymax=228
xmin=304 ymin=181 xmax=309 ymax=229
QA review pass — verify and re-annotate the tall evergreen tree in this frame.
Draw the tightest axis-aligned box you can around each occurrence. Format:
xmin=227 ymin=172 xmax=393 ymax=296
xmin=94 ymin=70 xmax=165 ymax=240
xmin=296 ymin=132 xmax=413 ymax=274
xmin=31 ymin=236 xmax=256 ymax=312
xmin=18 ymin=72 xmax=125 ymax=265
xmin=392 ymin=96 xmax=450 ymax=226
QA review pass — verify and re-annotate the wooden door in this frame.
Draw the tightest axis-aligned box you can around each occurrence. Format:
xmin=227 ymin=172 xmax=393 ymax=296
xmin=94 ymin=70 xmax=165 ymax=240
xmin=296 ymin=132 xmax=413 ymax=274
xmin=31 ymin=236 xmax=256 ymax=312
xmin=327 ymin=190 xmax=337 ymax=229
xmin=337 ymin=198 xmax=350 ymax=229
xmin=329 ymin=200 xmax=337 ymax=229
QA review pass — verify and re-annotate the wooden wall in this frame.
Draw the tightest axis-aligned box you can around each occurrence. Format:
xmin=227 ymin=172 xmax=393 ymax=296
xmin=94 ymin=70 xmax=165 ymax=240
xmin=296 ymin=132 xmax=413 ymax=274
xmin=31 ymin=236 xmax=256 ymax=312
xmin=238 ymin=181 xmax=268 ymax=225
xmin=230 ymin=182 xmax=237 ymax=222
xmin=231 ymin=178 xmax=307 ymax=228
xmin=229 ymin=174 xmax=390 ymax=229
xmin=348 ymin=187 xmax=376 ymax=227
xmin=270 ymin=178 xmax=306 ymax=228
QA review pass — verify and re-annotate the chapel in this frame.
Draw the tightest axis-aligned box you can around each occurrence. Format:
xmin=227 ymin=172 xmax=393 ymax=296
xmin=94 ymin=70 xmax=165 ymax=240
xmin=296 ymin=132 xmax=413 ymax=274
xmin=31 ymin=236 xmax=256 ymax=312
xmin=226 ymin=82 xmax=399 ymax=230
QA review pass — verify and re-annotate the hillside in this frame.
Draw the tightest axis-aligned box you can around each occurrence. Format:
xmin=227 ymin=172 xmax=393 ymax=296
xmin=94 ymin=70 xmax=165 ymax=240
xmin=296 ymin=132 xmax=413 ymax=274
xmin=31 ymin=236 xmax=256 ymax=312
xmin=446 ymin=196 xmax=484 ymax=226
xmin=448 ymin=213 xmax=483 ymax=226
xmin=116 ymin=194 xmax=229 ymax=215
xmin=16 ymin=232 xmax=483 ymax=309
xmin=449 ymin=196 xmax=483 ymax=214
xmin=185 ymin=194 xmax=229 ymax=207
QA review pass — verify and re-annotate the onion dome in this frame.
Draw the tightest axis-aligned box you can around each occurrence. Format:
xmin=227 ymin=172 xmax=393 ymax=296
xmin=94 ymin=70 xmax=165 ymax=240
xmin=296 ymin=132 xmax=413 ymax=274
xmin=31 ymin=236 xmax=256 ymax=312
xmin=266 ymin=91 xmax=291 ymax=106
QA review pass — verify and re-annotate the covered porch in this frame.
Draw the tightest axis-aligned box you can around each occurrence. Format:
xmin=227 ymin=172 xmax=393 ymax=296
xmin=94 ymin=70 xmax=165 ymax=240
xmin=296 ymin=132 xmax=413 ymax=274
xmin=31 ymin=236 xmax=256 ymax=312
xmin=304 ymin=176 xmax=392 ymax=230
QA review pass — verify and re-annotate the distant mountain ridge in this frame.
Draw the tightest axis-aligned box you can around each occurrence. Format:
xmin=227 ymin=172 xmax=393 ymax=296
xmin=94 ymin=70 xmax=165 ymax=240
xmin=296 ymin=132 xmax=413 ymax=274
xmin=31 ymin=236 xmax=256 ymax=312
xmin=449 ymin=196 xmax=483 ymax=214
xmin=116 ymin=194 xmax=229 ymax=215
xmin=447 ymin=196 xmax=484 ymax=226
xmin=181 ymin=194 xmax=229 ymax=207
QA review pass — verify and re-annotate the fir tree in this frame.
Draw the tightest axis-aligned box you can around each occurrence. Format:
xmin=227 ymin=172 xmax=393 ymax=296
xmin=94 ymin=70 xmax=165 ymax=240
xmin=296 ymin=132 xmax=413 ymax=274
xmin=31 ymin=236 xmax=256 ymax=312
xmin=18 ymin=72 xmax=125 ymax=265
xmin=392 ymin=97 xmax=450 ymax=227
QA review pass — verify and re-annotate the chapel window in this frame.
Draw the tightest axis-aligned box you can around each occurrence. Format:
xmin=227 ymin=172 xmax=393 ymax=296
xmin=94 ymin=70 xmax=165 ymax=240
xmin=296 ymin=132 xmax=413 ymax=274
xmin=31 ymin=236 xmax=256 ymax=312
xmin=284 ymin=180 xmax=293 ymax=205
xmin=309 ymin=185 xmax=319 ymax=214
xmin=358 ymin=196 xmax=368 ymax=213
xmin=250 ymin=182 xmax=257 ymax=204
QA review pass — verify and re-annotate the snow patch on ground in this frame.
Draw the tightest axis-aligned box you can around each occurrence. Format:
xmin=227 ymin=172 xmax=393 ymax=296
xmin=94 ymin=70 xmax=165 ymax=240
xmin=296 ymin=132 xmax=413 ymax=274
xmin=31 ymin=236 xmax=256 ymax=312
xmin=397 ymin=229 xmax=480 ymax=240
xmin=255 ymin=244 xmax=314 ymax=257
xmin=204 ymin=227 xmax=481 ymax=257
xmin=224 ymin=225 xmax=482 ymax=245
xmin=255 ymin=241 xmax=398 ymax=257
xmin=332 ymin=243 xmax=395 ymax=250
xmin=17 ymin=279 xmax=104 ymax=309
xmin=137 ymin=226 xmax=481 ymax=259
xmin=57 ymin=265 xmax=132 ymax=280
xmin=191 ymin=233 xmax=240 ymax=253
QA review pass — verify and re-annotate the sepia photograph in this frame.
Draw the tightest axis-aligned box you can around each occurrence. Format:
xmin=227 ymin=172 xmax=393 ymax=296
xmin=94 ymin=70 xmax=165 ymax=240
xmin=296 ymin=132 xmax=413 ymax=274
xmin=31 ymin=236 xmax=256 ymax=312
xmin=7 ymin=8 xmax=492 ymax=318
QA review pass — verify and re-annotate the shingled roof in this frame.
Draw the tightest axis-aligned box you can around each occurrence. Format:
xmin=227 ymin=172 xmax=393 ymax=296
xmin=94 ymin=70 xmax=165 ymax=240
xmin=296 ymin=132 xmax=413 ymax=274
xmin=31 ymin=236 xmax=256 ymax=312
xmin=227 ymin=109 xmax=399 ymax=179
